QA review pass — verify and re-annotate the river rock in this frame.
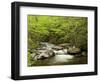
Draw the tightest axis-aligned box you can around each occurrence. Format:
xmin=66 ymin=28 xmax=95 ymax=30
xmin=52 ymin=46 xmax=63 ymax=50
xmin=67 ymin=47 xmax=81 ymax=54
xmin=31 ymin=53 xmax=36 ymax=58
xmin=81 ymin=51 xmax=87 ymax=56
xmin=34 ymin=49 xmax=55 ymax=60
xmin=58 ymin=43 xmax=71 ymax=48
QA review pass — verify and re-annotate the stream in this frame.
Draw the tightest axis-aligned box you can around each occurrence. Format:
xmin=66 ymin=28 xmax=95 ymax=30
xmin=30 ymin=42 xmax=87 ymax=66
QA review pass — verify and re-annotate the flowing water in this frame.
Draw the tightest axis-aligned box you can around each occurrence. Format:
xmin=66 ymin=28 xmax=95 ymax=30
xmin=30 ymin=42 xmax=87 ymax=66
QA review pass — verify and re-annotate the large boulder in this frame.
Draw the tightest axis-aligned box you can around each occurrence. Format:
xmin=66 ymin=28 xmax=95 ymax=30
xmin=34 ymin=49 xmax=55 ymax=60
xmin=67 ymin=46 xmax=81 ymax=54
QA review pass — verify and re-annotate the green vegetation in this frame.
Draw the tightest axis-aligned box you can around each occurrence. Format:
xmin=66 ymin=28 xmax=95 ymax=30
xmin=28 ymin=15 xmax=88 ymax=66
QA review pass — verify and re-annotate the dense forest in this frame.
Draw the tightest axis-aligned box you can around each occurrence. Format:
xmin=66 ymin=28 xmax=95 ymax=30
xmin=28 ymin=15 xmax=88 ymax=66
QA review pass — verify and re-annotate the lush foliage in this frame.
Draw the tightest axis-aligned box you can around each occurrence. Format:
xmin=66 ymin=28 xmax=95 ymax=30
xmin=28 ymin=15 xmax=87 ymax=52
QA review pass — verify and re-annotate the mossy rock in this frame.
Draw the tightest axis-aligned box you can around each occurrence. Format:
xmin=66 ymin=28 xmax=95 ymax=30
xmin=67 ymin=47 xmax=81 ymax=54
